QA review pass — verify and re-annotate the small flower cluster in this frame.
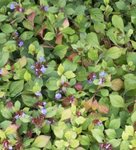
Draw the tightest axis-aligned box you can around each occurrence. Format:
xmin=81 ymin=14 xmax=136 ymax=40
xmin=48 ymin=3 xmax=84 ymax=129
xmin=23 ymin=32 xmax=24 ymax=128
xmin=87 ymin=72 xmax=97 ymax=83
xmin=31 ymin=57 xmax=47 ymax=77
xmin=99 ymin=143 xmax=112 ymax=150
xmin=32 ymin=114 xmax=45 ymax=127
xmin=87 ymin=71 xmax=107 ymax=85
xmin=10 ymin=2 xmax=24 ymax=12
xmin=35 ymin=101 xmax=47 ymax=115
xmin=2 ymin=139 xmax=13 ymax=150
xmin=0 ymin=69 xmax=2 ymax=75
xmin=93 ymin=119 xmax=103 ymax=126
xmin=14 ymin=110 xmax=26 ymax=120
xmin=98 ymin=71 xmax=107 ymax=85
xmin=62 ymin=95 xmax=75 ymax=107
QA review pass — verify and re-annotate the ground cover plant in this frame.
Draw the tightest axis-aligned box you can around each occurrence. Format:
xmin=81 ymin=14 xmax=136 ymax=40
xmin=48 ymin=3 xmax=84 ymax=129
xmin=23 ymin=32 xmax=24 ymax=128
xmin=0 ymin=0 xmax=136 ymax=149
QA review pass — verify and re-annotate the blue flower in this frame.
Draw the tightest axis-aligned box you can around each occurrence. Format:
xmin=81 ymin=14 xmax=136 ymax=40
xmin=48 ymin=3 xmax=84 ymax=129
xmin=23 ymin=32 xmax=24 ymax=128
xmin=35 ymin=91 xmax=42 ymax=97
xmin=98 ymin=78 xmax=104 ymax=85
xmin=99 ymin=71 xmax=107 ymax=78
xmin=41 ymin=108 xmax=47 ymax=115
xmin=40 ymin=65 xmax=47 ymax=74
xmin=10 ymin=3 xmax=16 ymax=10
xmin=55 ymin=93 xmax=62 ymax=100
xmin=44 ymin=6 xmax=49 ymax=11
xmin=8 ymin=146 xmax=13 ymax=150
xmin=39 ymin=56 xmax=45 ymax=63
xmin=0 ymin=69 xmax=2 ymax=75
xmin=18 ymin=41 xmax=24 ymax=47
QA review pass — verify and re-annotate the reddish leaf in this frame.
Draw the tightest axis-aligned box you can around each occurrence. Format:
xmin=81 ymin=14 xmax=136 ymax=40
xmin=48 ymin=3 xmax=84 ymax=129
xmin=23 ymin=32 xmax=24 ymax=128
xmin=62 ymin=18 xmax=69 ymax=28
xmin=55 ymin=33 xmax=63 ymax=44
xmin=27 ymin=12 xmax=36 ymax=27
xmin=98 ymin=105 xmax=109 ymax=114
xmin=38 ymin=27 xmax=46 ymax=38
xmin=91 ymin=100 xmax=99 ymax=111
xmin=84 ymin=99 xmax=93 ymax=111
xmin=67 ymin=53 xmax=78 ymax=61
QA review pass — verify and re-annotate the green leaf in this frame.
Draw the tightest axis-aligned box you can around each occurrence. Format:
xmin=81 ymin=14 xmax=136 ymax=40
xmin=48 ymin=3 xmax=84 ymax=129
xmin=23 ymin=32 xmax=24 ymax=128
xmin=61 ymin=109 xmax=72 ymax=121
xmin=131 ymin=111 xmax=136 ymax=123
xmin=112 ymin=15 xmax=124 ymax=32
xmin=1 ymin=24 xmax=14 ymax=33
xmin=44 ymin=32 xmax=55 ymax=41
xmin=1 ymin=108 xmax=12 ymax=119
xmin=0 ymin=50 xmax=9 ymax=68
xmin=54 ymin=45 xmax=68 ymax=59
xmin=5 ymin=124 xmax=18 ymax=135
xmin=88 ymin=48 xmax=98 ymax=61
xmin=120 ymin=140 xmax=129 ymax=150
xmin=61 ymin=27 xmax=75 ymax=35
xmin=64 ymin=71 xmax=75 ymax=79
xmin=70 ymin=139 xmax=79 ymax=148
xmin=0 ymin=33 xmax=6 ymax=44
xmin=109 ymin=94 xmax=125 ymax=108
xmin=32 ymin=135 xmax=50 ymax=148
xmin=23 ymin=20 xmax=33 ymax=30
xmin=127 ymin=52 xmax=136 ymax=66
xmin=124 ymin=74 xmax=136 ymax=91
xmin=106 ymin=47 xmax=122 ymax=59
xmin=20 ymin=31 xmax=34 ymax=40
xmin=105 ymin=129 xmax=116 ymax=139
xmin=75 ymin=116 xmax=86 ymax=125
xmin=0 ymin=130 xmax=6 ymax=140
xmin=86 ymin=32 xmax=100 ymax=49
xmin=46 ymin=77 xmax=59 ymax=91
xmin=9 ymin=80 xmax=24 ymax=97
xmin=0 ymin=14 xmax=7 ymax=22
xmin=63 ymin=60 xmax=77 ymax=71
xmin=91 ymin=129 xmax=104 ymax=143
xmin=22 ymin=95 xmax=38 ymax=106
xmin=76 ymin=67 xmax=87 ymax=81
xmin=24 ymin=71 xmax=31 ymax=81
xmin=57 ymin=64 xmax=64 ymax=75
xmin=90 ymin=8 xmax=104 ymax=22
xmin=65 ymin=130 xmax=77 ymax=140
xmin=79 ymin=135 xmax=90 ymax=146
xmin=109 ymin=118 xmax=120 ymax=129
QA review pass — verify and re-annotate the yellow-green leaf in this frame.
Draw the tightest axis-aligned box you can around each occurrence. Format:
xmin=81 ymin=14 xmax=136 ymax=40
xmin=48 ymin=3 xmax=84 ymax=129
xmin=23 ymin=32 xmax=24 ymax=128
xmin=32 ymin=135 xmax=50 ymax=148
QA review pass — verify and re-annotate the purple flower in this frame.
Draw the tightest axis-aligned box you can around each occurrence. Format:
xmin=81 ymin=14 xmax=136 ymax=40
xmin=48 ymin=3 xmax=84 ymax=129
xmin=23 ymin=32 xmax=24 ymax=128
xmin=99 ymin=71 xmax=107 ymax=78
xmin=40 ymin=65 xmax=47 ymax=74
xmin=0 ymin=69 xmax=2 ymax=75
xmin=41 ymin=108 xmax=47 ymax=115
xmin=15 ymin=31 xmax=19 ymax=36
xmin=43 ymin=102 xmax=46 ymax=106
xmin=55 ymin=93 xmax=62 ymax=100
xmin=8 ymin=146 xmax=13 ymax=150
xmin=44 ymin=6 xmax=49 ymax=11
xmin=35 ymin=91 xmax=42 ymax=97
xmin=39 ymin=56 xmax=45 ymax=63
xmin=14 ymin=114 xmax=19 ymax=119
xmin=18 ymin=41 xmax=24 ymax=47
xmin=10 ymin=3 xmax=16 ymax=10
xmin=19 ymin=7 xmax=23 ymax=12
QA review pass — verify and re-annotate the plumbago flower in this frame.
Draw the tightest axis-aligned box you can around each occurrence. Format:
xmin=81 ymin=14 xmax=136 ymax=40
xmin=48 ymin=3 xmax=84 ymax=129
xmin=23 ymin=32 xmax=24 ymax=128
xmin=18 ymin=40 xmax=24 ymax=47
xmin=31 ymin=61 xmax=47 ymax=77
xmin=98 ymin=71 xmax=107 ymax=85
xmin=87 ymin=72 xmax=97 ymax=84
xmin=55 ymin=93 xmax=62 ymax=100
xmin=10 ymin=2 xmax=17 ymax=10
xmin=44 ymin=6 xmax=49 ymax=11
